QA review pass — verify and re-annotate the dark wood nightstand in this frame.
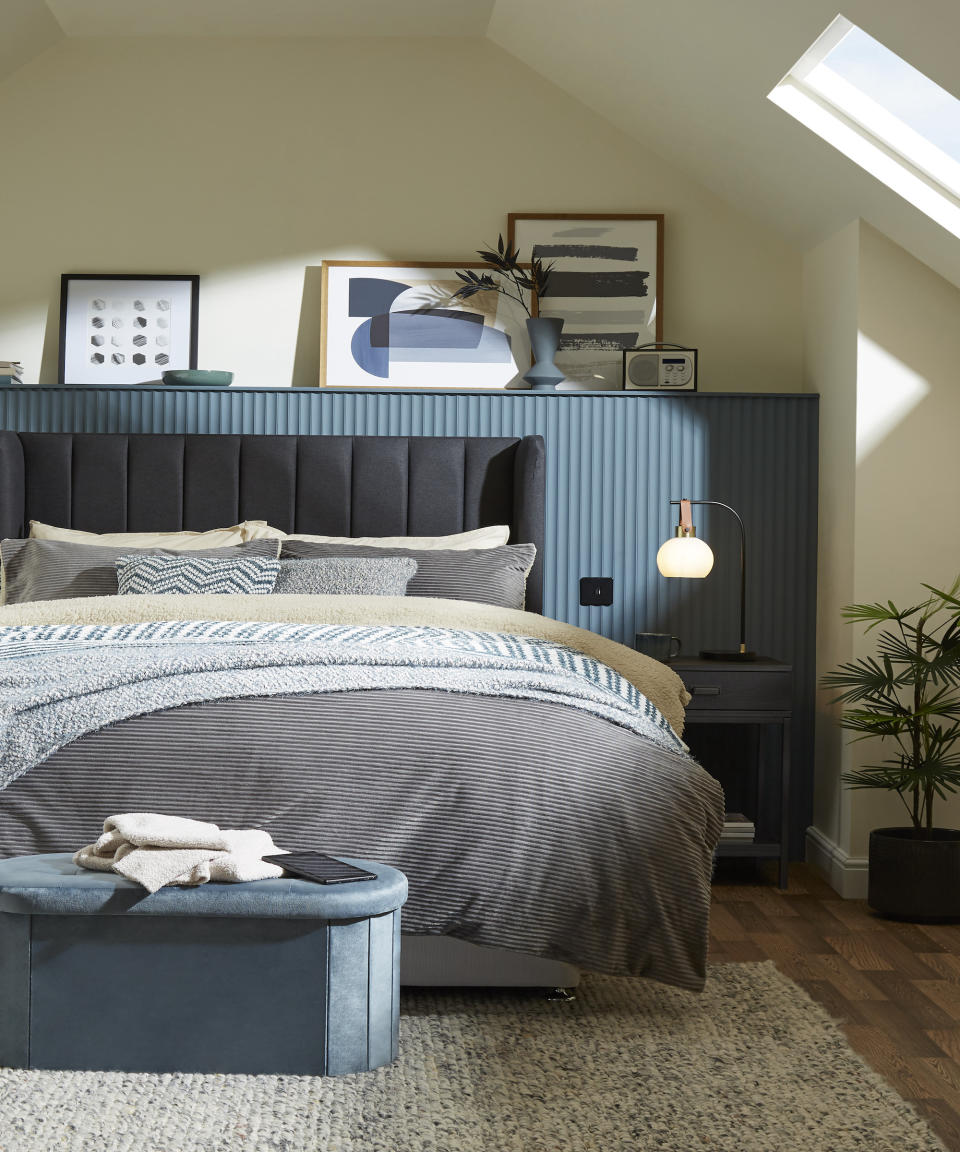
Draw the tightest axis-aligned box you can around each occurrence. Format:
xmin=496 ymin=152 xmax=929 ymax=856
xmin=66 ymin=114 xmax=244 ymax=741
xmin=671 ymin=657 xmax=793 ymax=889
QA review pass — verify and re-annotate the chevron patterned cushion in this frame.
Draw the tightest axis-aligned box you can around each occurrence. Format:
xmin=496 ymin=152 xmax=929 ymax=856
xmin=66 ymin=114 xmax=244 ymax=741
xmin=116 ymin=554 xmax=281 ymax=596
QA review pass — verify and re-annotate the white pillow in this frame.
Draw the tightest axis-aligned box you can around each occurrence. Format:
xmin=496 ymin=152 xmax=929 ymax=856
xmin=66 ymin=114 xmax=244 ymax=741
xmin=29 ymin=520 xmax=254 ymax=550
xmin=244 ymin=524 xmax=511 ymax=550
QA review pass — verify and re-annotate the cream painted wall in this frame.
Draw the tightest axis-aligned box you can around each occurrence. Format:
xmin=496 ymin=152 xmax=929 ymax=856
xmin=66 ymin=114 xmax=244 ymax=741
xmin=0 ymin=36 xmax=802 ymax=391
xmin=808 ymin=219 xmax=960 ymax=880
xmin=848 ymin=223 xmax=960 ymax=852
xmin=803 ymin=220 xmax=860 ymax=850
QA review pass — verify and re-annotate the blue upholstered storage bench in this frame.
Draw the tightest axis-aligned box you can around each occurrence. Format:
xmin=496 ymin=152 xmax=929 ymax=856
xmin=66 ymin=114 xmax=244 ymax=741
xmin=0 ymin=853 xmax=407 ymax=1075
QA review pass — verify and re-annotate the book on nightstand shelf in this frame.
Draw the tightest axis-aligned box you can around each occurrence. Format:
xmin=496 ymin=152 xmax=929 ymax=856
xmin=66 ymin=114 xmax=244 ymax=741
xmin=0 ymin=362 xmax=23 ymax=386
xmin=721 ymin=812 xmax=756 ymax=842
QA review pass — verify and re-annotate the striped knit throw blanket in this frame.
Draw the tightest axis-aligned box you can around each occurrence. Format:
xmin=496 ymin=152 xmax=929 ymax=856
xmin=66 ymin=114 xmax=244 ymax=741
xmin=0 ymin=619 xmax=687 ymax=790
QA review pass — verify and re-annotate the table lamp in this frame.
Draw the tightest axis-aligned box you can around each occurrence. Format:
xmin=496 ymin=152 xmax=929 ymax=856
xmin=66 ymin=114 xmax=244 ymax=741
xmin=656 ymin=498 xmax=756 ymax=661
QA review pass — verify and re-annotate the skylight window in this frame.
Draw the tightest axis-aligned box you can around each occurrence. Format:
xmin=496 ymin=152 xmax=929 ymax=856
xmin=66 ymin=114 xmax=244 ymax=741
xmin=769 ymin=15 xmax=960 ymax=238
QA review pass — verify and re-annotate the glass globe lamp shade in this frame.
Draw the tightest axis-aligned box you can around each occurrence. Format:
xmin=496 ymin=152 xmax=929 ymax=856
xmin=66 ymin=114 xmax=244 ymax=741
xmin=656 ymin=535 xmax=715 ymax=578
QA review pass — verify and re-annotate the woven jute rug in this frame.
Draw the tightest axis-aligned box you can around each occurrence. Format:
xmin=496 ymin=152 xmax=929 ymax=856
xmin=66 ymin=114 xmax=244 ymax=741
xmin=0 ymin=962 xmax=945 ymax=1152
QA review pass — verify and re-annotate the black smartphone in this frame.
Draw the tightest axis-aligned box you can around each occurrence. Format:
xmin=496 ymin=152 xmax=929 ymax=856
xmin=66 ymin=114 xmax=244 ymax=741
xmin=263 ymin=851 xmax=377 ymax=885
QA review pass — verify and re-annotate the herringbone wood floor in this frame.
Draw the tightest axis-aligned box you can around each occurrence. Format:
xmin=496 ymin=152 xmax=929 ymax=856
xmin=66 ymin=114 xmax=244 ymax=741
xmin=711 ymin=864 xmax=960 ymax=1151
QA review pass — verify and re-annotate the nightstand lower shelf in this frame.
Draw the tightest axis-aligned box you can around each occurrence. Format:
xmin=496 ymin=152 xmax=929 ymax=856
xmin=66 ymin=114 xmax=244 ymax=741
xmin=715 ymin=842 xmax=782 ymax=859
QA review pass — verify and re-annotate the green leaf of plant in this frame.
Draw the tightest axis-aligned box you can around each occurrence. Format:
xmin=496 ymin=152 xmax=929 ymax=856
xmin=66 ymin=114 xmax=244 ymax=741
xmin=841 ymin=600 xmax=926 ymax=630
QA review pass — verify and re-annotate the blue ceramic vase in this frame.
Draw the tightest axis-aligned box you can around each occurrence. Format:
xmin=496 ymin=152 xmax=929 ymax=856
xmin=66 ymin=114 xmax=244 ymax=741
xmin=522 ymin=317 xmax=566 ymax=391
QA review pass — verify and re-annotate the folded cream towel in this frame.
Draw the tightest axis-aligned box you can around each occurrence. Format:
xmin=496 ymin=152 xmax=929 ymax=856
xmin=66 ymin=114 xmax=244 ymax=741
xmin=73 ymin=813 xmax=286 ymax=893
xmin=102 ymin=812 xmax=228 ymax=850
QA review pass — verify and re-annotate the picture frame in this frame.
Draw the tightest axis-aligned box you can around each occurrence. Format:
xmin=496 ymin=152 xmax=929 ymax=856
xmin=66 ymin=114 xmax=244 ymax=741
xmin=319 ymin=261 xmax=530 ymax=390
xmin=507 ymin=213 xmax=663 ymax=390
xmin=59 ymin=273 xmax=199 ymax=387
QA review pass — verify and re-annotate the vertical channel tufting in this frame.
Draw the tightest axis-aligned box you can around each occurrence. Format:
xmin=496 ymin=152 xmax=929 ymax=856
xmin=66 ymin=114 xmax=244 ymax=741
xmin=405 ymin=445 xmax=412 ymax=543
xmin=408 ymin=437 xmax=466 ymax=535
xmin=513 ymin=436 xmax=545 ymax=614
xmin=391 ymin=909 xmax=400 ymax=1061
xmin=463 ymin=437 xmax=515 ymax=534
xmin=183 ymin=436 xmax=241 ymax=529
xmin=0 ymin=432 xmax=25 ymax=538
xmin=362 ymin=910 xmax=400 ymax=1071
xmin=0 ymin=912 xmax=30 ymax=1067
xmin=351 ymin=438 xmax=408 ymax=537
xmin=323 ymin=921 xmax=331 ymax=1075
xmin=126 ymin=436 xmax=186 ymax=530
xmin=325 ymin=918 xmax=370 ymax=1076
xmin=366 ymin=919 xmax=372 ymax=1071
xmin=238 ymin=437 xmax=297 ymax=530
xmin=70 ymin=435 xmax=128 ymax=533
xmin=21 ymin=432 xmax=73 ymax=531
xmin=296 ymin=436 xmax=352 ymax=534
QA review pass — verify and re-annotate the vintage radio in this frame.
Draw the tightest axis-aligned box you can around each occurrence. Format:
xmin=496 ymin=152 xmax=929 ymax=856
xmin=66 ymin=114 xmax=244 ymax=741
xmin=622 ymin=344 xmax=697 ymax=391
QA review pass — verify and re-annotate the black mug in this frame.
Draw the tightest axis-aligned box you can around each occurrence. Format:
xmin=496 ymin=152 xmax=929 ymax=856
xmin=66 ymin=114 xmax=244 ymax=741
xmin=635 ymin=633 xmax=681 ymax=662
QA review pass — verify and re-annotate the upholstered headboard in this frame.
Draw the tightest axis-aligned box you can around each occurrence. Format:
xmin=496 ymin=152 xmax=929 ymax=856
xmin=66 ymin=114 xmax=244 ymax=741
xmin=0 ymin=431 xmax=546 ymax=613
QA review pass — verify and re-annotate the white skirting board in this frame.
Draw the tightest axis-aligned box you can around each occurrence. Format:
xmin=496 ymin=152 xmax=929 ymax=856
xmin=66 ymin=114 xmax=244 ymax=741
xmin=805 ymin=826 xmax=869 ymax=899
xmin=401 ymin=935 xmax=581 ymax=988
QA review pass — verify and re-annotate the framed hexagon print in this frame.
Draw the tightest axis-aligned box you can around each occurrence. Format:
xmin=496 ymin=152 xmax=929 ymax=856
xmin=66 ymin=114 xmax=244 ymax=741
xmin=58 ymin=273 xmax=199 ymax=386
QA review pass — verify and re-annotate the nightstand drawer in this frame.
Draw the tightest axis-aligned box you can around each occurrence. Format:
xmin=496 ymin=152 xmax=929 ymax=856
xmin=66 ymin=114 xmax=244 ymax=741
xmin=676 ymin=665 xmax=792 ymax=712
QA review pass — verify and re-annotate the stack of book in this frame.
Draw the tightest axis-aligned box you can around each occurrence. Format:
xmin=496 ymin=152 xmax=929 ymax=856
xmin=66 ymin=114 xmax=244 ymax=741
xmin=721 ymin=812 xmax=756 ymax=842
xmin=0 ymin=362 xmax=23 ymax=386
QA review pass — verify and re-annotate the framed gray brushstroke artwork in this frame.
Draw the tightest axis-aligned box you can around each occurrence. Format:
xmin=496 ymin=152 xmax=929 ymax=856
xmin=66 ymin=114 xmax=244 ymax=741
xmin=507 ymin=214 xmax=663 ymax=390
xmin=58 ymin=273 xmax=199 ymax=386
xmin=319 ymin=261 xmax=530 ymax=389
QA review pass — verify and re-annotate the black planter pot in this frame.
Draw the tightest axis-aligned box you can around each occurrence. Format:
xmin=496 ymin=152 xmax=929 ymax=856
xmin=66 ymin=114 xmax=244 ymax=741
xmin=868 ymin=827 xmax=960 ymax=920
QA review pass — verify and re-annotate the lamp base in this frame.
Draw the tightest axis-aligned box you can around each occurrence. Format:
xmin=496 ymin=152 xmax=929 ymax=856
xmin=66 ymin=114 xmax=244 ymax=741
xmin=699 ymin=649 xmax=758 ymax=661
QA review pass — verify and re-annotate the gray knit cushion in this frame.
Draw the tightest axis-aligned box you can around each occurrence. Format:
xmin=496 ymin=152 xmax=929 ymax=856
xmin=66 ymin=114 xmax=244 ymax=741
xmin=0 ymin=538 xmax=280 ymax=604
xmin=280 ymin=542 xmax=536 ymax=611
xmin=272 ymin=557 xmax=417 ymax=597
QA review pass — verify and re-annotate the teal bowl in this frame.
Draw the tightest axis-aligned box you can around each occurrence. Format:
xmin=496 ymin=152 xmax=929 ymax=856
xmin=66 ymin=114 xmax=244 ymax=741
xmin=162 ymin=370 xmax=233 ymax=388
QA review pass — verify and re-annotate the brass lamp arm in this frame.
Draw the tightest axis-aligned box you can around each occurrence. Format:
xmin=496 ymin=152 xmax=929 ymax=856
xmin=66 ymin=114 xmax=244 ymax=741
xmin=669 ymin=498 xmax=748 ymax=657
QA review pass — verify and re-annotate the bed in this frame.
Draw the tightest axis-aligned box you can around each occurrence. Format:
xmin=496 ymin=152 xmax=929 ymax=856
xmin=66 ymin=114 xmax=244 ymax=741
xmin=0 ymin=431 xmax=723 ymax=991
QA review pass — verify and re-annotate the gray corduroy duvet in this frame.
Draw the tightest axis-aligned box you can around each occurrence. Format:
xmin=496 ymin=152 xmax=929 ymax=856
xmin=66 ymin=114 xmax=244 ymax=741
xmin=0 ymin=595 xmax=723 ymax=990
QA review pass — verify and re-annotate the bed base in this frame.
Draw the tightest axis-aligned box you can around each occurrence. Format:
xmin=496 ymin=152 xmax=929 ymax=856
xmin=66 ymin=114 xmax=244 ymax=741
xmin=401 ymin=935 xmax=581 ymax=988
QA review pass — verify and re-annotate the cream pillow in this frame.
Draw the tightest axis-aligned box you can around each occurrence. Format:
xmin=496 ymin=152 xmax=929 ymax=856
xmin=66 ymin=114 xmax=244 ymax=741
xmin=240 ymin=520 xmax=286 ymax=541
xmin=243 ymin=524 xmax=511 ymax=550
xmin=29 ymin=520 xmax=253 ymax=550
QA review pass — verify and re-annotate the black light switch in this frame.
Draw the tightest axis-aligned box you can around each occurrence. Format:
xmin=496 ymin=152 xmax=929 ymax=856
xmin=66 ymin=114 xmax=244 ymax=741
xmin=580 ymin=577 xmax=614 ymax=607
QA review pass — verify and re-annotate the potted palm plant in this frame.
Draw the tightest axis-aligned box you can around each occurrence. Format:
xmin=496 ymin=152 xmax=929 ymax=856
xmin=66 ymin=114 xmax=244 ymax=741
xmin=822 ymin=578 xmax=960 ymax=918
xmin=452 ymin=237 xmax=561 ymax=390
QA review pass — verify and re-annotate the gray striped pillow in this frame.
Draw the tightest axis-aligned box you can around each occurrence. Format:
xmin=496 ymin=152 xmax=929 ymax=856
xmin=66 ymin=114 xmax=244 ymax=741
xmin=0 ymin=538 xmax=280 ymax=605
xmin=273 ymin=557 xmax=417 ymax=596
xmin=279 ymin=541 xmax=536 ymax=611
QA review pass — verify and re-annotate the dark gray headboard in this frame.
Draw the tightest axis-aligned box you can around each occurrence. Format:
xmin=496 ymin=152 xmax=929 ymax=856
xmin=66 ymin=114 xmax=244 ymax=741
xmin=0 ymin=432 xmax=546 ymax=613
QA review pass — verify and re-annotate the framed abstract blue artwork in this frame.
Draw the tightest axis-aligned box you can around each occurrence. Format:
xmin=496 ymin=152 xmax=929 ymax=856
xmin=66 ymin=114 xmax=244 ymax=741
xmin=319 ymin=261 xmax=529 ymax=389
xmin=507 ymin=214 xmax=663 ymax=390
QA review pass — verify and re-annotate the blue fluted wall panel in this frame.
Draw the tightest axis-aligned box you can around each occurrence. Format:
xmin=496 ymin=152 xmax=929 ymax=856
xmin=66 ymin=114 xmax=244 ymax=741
xmin=0 ymin=387 xmax=818 ymax=852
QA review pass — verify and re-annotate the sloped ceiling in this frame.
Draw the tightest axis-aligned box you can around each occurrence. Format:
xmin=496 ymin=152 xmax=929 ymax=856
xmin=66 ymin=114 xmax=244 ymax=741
xmin=0 ymin=0 xmax=63 ymax=85
xmin=43 ymin=0 xmax=494 ymax=37
xmin=488 ymin=0 xmax=960 ymax=287
xmin=4 ymin=0 xmax=960 ymax=286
